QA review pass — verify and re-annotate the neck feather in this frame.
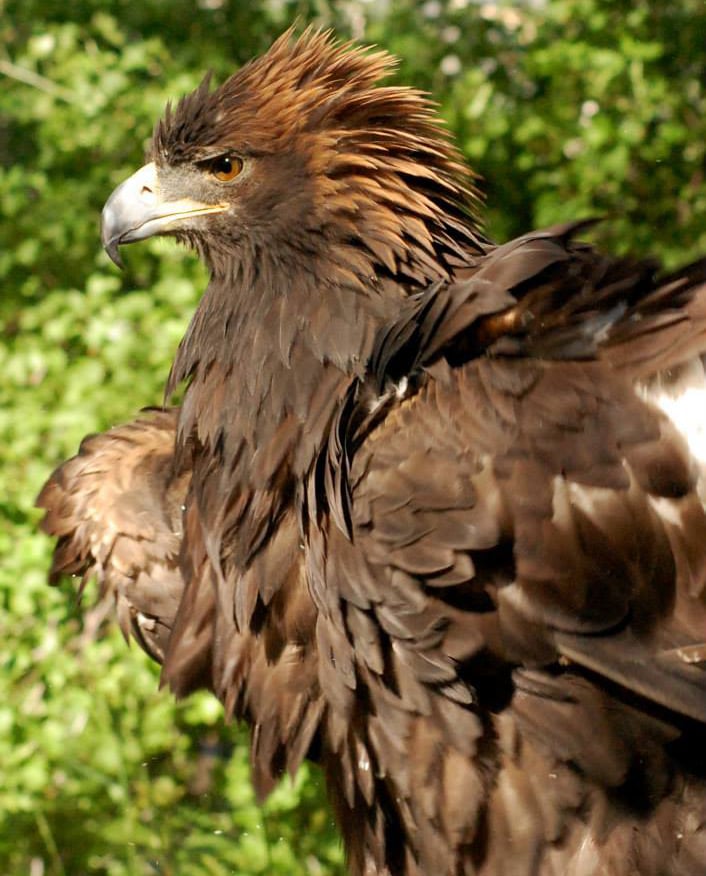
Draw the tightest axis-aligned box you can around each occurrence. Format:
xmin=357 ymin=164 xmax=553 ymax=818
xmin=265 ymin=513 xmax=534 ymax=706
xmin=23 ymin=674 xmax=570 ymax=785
xmin=167 ymin=190 xmax=486 ymax=567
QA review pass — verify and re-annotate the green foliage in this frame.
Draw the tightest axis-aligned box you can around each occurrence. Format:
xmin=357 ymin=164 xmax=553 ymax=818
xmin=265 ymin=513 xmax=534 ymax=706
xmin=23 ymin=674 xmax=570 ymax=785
xmin=2 ymin=1 xmax=706 ymax=873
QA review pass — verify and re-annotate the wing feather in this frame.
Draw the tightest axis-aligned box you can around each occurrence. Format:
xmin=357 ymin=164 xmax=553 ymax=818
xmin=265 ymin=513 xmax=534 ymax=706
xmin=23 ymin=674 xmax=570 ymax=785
xmin=308 ymin=224 xmax=706 ymax=873
xmin=37 ymin=408 xmax=186 ymax=663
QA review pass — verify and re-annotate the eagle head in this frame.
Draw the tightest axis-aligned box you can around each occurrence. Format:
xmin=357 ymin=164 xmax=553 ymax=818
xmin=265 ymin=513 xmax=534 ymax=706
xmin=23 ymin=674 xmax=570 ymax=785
xmin=101 ymin=28 xmax=484 ymax=284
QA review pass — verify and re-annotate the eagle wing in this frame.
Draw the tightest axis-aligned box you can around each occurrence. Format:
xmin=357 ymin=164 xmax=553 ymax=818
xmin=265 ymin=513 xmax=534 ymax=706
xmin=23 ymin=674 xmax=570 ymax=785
xmin=308 ymin=225 xmax=706 ymax=874
xmin=36 ymin=408 xmax=187 ymax=663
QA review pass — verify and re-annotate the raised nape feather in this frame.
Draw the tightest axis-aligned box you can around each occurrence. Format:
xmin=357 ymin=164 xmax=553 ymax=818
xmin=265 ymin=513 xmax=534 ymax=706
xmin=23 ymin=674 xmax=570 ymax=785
xmin=39 ymin=29 xmax=706 ymax=876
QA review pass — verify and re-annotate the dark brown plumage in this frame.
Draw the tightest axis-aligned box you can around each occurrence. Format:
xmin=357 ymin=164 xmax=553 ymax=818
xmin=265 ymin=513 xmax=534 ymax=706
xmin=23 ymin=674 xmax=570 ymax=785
xmin=38 ymin=29 xmax=706 ymax=876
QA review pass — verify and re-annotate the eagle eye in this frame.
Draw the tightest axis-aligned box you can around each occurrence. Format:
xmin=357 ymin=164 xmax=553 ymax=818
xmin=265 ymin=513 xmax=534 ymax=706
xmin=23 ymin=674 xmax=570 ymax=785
xmin=207 ymin=155 xmax=243 ymax=182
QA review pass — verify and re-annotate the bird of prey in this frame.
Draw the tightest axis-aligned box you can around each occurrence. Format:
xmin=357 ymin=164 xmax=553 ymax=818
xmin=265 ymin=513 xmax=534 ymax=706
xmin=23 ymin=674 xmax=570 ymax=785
xmin=38 ymin=29 xmax=706 ymax=876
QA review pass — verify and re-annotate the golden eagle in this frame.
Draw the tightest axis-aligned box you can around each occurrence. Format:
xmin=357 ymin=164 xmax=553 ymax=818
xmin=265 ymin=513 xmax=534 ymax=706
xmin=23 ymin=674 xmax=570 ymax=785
xmin=38 ymin=30 xmax=706 ymax=876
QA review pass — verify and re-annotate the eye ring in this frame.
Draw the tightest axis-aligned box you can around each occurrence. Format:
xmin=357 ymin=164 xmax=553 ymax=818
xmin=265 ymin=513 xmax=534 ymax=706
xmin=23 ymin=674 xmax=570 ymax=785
xmin=208 ymin=155 xmax=243 ymax=182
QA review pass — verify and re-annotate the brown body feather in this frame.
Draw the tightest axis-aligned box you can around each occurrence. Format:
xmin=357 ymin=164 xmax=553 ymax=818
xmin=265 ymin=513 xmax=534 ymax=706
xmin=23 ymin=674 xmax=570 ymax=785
xmin=39 ymin=30 xmax=706 ymax=876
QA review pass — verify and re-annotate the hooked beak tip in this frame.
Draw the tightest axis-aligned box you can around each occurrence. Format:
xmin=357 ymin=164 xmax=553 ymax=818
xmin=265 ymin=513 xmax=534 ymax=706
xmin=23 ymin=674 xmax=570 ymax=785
xmin=104 ymin=237 xmax=125 ymax=270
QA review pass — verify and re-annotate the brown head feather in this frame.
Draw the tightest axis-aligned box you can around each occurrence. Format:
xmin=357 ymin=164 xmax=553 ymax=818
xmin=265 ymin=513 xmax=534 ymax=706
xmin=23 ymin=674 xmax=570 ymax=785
xmin=153 ymin=27 xmax=487 ymax=287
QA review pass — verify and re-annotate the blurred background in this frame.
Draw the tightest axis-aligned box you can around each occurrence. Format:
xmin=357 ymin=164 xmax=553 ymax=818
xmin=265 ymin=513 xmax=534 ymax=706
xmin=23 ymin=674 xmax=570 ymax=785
xmin=2 ymin=1 xmax=706 ymax=873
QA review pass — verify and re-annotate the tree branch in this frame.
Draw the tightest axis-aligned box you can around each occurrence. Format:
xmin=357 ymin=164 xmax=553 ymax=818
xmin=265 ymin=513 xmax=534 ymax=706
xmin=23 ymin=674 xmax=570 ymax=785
xmin=0 ymin=58 xmax=74 ymax=103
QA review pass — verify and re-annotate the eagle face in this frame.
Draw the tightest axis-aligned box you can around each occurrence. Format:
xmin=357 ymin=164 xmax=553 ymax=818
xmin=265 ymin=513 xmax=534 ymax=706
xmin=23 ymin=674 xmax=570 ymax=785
xmin=101 ymin=118 xmax=322 ymax=270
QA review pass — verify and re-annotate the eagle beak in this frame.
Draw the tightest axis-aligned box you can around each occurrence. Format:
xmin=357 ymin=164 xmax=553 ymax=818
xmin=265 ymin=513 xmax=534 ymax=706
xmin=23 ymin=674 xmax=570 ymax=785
xmin=101 ymin=161 xmax=227 ymax=268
